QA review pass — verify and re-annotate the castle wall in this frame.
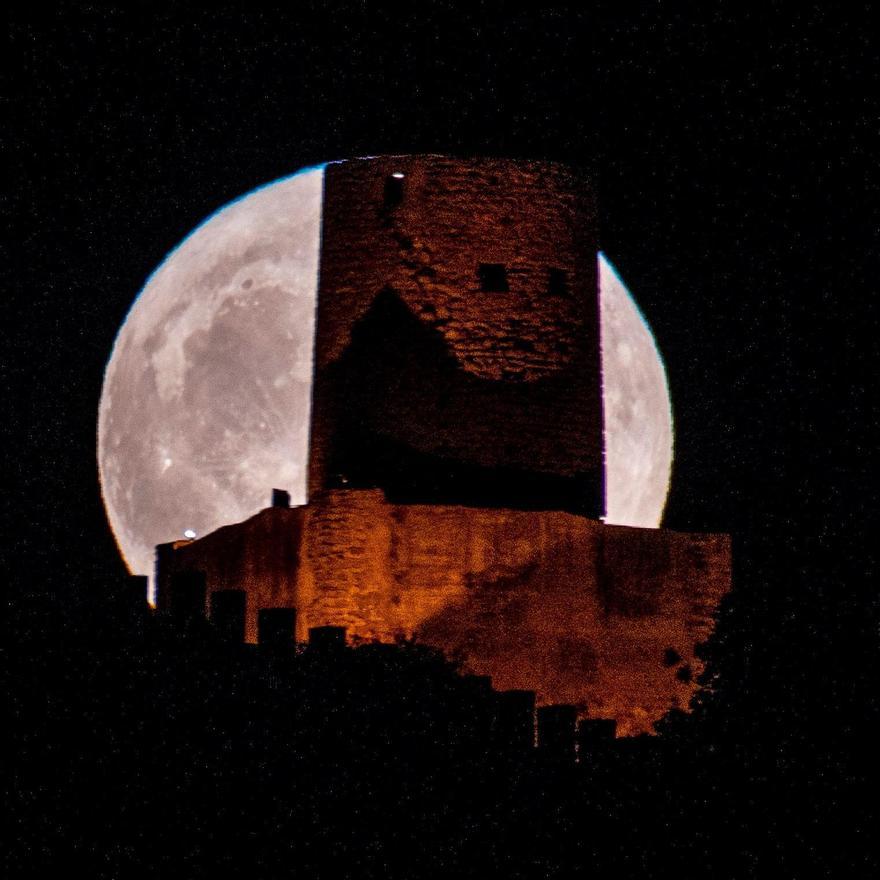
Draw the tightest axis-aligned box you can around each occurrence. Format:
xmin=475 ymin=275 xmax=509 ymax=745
xmin=155 ymin=506 xmax=306 ymax=642
xmin=161 ymin=495 xmax=731 ymax=736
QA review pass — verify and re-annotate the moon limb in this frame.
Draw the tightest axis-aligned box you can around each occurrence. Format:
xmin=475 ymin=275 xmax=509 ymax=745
xmin=98 ymin=167 xmax=326 ymax=602
xmin=599 ymin=252 xmax=674 ymax=527
xmin=98 ymin=169 xmax=674 ymax=605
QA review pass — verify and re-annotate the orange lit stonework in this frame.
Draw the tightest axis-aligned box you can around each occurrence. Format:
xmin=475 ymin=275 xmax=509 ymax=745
xmin=159 ymin=496 xmax=730 ymax=736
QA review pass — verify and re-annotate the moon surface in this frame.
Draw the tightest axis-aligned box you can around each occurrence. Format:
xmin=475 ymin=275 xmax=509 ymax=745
xmin=98 ymin=166 xmax=324 ymax=603
xmin=599 ymin=253 xmax=673 ymax=527
xmin=98 ymin=165 xmax=673 ymax=603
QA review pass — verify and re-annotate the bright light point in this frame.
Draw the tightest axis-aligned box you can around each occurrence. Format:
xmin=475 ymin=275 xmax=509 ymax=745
xmin=183 ymin=529 xmax=197 ymax=539
xmin=391 ymin=172 xmax=405 ymax=179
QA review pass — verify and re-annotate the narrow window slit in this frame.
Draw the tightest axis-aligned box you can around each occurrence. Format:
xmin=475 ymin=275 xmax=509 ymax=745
xmin=548 ymin=268 xmax=569 ymax=297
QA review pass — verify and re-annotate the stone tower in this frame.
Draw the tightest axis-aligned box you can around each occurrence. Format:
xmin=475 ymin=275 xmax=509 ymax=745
xmin=309 ymin=155 xmax=603 ymax=516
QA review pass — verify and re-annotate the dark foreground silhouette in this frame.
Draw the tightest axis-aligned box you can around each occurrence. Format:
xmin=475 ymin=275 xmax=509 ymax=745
xmin=6 ymin=566 xmax=874 ymax=880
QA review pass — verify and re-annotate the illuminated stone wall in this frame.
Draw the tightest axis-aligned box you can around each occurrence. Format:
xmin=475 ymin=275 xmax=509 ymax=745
xmin=154 ymin=506 xmax=305 ymax=637
xmin=160 ymin=496 xmax=731 ymax=736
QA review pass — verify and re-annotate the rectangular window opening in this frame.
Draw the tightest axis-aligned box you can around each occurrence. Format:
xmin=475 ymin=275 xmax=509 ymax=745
xmin=383 ymin=175 xmax=404 ymax=209
xmin=548 ymin=268 xmax=569 ymax=297
xmin=478 ymin=263 xmax=509 ymax=292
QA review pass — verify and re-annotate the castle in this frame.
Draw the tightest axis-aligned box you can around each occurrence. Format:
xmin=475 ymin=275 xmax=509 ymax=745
xmin=156 ymin=156 xmax=731 ymax=736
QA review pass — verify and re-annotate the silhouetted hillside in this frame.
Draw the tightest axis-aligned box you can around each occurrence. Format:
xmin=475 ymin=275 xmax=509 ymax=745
xmin=6 ymin=567 xmax=874 ymax=879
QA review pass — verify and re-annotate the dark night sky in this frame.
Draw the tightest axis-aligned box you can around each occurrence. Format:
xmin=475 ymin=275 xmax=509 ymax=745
xmin=6 ymin=3 xmax=875 ymax=709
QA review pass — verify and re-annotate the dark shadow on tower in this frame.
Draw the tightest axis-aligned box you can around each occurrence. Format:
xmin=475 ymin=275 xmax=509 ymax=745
xmin=324 ymin=287 xmax=601 ymax=516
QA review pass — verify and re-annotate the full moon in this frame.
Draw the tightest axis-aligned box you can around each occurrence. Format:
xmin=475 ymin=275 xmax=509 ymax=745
xmin=98 ymin=164 xmax=673 ymax=602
